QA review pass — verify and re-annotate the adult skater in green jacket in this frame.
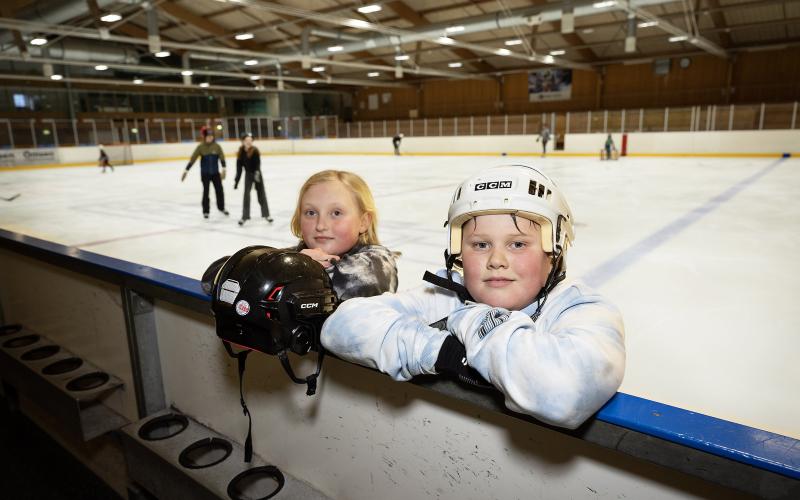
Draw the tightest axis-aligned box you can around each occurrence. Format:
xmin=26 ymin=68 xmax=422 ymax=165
xmin=181 ymin=128 xmax=229 ymax=219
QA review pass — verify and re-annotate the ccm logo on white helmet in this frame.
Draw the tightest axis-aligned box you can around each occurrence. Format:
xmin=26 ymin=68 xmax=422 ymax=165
xmin=474 ymin=180 xmax=512 ymax=191
xmin=300 ymin=302 xmax=319 ymax=309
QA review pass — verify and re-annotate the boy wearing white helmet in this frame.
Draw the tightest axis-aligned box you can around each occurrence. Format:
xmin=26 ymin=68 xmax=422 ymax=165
xmin=321 ymin=165 xmax=625 ymax=429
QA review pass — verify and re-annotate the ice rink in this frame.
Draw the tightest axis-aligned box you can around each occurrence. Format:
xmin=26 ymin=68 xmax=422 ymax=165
xmin=1 ymin=153 xmax=798 ymax=440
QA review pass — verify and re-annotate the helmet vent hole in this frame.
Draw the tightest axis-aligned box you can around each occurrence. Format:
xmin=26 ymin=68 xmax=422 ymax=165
xmin=537 ymin=184 xmax=546 ymax=198
xmin=528 ymin=180 xmax=537 ymax=196
xmin=546 ymin=189 xmax=552 ymax=200
xmin=456 ymin=187 xmax=462 ymax=200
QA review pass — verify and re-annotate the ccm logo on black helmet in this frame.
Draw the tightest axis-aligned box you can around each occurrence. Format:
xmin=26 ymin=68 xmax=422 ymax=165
xmin=300 ymin=302 xmax=319 ymax=309
xmin=475 ymin=180 xmax=512 ymax=191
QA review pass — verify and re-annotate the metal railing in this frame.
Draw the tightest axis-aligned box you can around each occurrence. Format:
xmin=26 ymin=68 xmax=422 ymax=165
xmin=1 ymin=103 xmax=797 ymax=149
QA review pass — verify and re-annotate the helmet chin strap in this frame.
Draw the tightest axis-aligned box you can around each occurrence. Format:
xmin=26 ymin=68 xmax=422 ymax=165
xmin=531 ymin=249 xmax=565 ymax=322
xmin=277 ymin=348 xmax=324 ymax=396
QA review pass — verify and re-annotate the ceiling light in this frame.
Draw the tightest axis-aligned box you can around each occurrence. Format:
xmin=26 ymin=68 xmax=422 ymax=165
xmin=593 ymin=1 xmax=616 ymax=8
xmin=543 ymin=55 xmax=555 ymax=64
xmin=50 ymin=74 xmax=63 ymax=81
xmin=445 ymin=26 xmax=464 ymax=34
xmin=154 ymin=51 xmax=170 ymax=58
xmin=249 ymin=75 xmax=261 ymax=80
xmin=235 ymin=33 xmax=254 ymax=41
xmin=668 ymin=35 xmax=688 ymax=42
xmin=357 ymin=5 xmax=381 ymax=14
xmin=307 ymin=79 xmax=317 ymax=84
xmin=199 ymin=82 xmax=210 ymax=88
xmin=448 ymin=62 xmax=462 ymax=68
xmin=345 ymin=19 xmax=371 ymax=29
xmin=244 ymin=59 xmax=258 ymax=66
xmin=504 ymin=39 xmax=522 ymax=46
xmin=436 ymin=36 xmax=455 ymax=45
xmin=496 ymin=48 xmax=512 ymax=56
xmin=394 ymin=54 xmax=409 ymax=61
xmin=328 ymin=45 xmax=343 ymax=52
xmin=582 ymin=28 xmax=595 ymax=34
xmin=100 ymin=13 xmax=122 ymax=23
xmin=133 ymin=78 xmax=143 ymax=84
xmin=30 ymin=37 xmax=47 ymax=46
xmin=181 ymin=70 xmax=193 ymax=76
xmin=94 ymin=65 xmax=108 ymax=71
xmin=367 ymin=72 xmax=379 ymax=77
xmin=638 ymin=21 xmax=658 ymax=28
xmin=312 ymin=66 xmax=325 ymax=72
xmin=549 ymin=49 xmax=566 ymax=56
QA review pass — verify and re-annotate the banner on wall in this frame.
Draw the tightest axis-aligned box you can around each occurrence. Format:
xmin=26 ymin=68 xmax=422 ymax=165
xmin=528 ymin=68 xmax=572 ymax=102
xmin=0 ymin=148 xmax=59 ymax=167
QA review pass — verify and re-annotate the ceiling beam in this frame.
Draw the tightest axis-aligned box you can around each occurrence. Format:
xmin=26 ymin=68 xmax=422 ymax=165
xmin=159 ymin=2 xmax=257 ymax=50
xmin=705 ymin=0 xmax=732 ymax=48
xmin=385 ymin=0 xmax=496 ymax=73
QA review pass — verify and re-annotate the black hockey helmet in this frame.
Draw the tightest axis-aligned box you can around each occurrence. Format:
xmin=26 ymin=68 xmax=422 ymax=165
xmin=208 ymin=246 xmax=337 ymax=463
xmin=210 ymin=246 xmax=337 ymax=390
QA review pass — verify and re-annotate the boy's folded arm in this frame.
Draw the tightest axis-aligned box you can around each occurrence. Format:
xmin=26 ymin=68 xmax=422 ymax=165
xmin=448 ymin=299 xmax=625 ymax=429
xmin=321 ymin=285 xmax=455 ymax=380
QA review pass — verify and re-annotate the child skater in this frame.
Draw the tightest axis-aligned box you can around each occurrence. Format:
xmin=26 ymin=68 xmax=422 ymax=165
xmin=291 ymin=170 xmax=398 ymax=301
xmin=321 ymin=165 xmax=625 ymax=429
xmin=234 ymin=133 xmax=273 ymax=226
xmin=98 ymin=145 xmax=114 ymax=173
xmin=181 ymin=127 xmax=228 ymax=219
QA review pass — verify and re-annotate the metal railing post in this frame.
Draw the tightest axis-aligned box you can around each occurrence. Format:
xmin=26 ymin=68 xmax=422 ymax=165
xmin=522 ymin=113 xmax=526 ymax=135
xmin=729 ymin=104 xmax=734 ymax=131
xmin=792 ymin=102 xmax=798 ymax=129
xmin=759 ymin=103 xmax=765 ymax=130
xmin=30 ymin=119 xmax=37 ymax=148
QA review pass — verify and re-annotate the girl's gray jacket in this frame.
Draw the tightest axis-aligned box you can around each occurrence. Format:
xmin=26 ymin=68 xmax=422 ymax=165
xmin=321 ymin=269 xmax=625 ymax=429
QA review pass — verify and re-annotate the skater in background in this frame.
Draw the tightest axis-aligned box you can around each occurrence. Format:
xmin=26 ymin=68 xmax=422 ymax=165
xmin=98 ymin=144 xmax=114 ymax=173
xmin=603 ymin=134 xmax=617 ymax=160
xmin=181 ymin=127 xmax=229 ymax=219
xmin=234 ymin=133 xmax=273 ymax=226
xmin=321 ymin=164 xmax=625 ymax=429
xmin=392 ymin=133 xmax=403 ymax=156
xmin=291 ymin=170 xmax=398 ymax=300
xmin=536 ymin=126 xmax=551 ymax=157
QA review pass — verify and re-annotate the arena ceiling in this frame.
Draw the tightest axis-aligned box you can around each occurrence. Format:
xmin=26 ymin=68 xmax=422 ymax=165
xmin=0 ymin=0 xmax=798 ymax=93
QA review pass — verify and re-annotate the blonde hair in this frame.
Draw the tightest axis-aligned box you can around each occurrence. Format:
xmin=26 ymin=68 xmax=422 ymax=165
xmin=291 ymin=170 xmax=380 ymax=247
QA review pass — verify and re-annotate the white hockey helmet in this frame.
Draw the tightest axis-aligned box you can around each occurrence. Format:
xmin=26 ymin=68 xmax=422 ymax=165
xmin=447 ymin=165 xmax=574 ymax=258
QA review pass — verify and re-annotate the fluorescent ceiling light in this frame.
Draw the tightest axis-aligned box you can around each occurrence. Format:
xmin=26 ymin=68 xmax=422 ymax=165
xmin=249 ymin=75 xmax=261 ymax=80
xmin=94 ymin=65 xmax=108 ymax=71
xmin=638 ymin=21 xmax=658 ymax=28
xmin=155 ymin=51 xmax=170 ymax=58
xmin=543 ymin=55 xmax=555 ymax=64
xmin=199 ymin=82 xmax=210 ymax=88
xmin=445 ymin=26 xmax=464 ymax=33
xmin=504 ymin=39 xmax=522 ymax=46
xmin=357 ymin=5 xmax=381 ymax=14
xmin=133 ymin=78 xmax=143 ymax=84
xmin=582 ymin=28 xmax=595 ymax=34
xmin=235 ymin=33 xmax=254 ymax=41
xmin=328 ymin=45 xmax=343 ymax=52
xmin=307 ymin=79 xmax=317 ymax=84
xmin=367 ymin=72 xmax=379 ymax=77
xmin=394 ymin=54 xmax=409 ymax=61
xmin=549 ymin=49 xmax=566 ymax=56
xmin=344 ymin=19 xmax=371 ymax=29
xmin=312 ymin=66 xmax=325 ymax=72
xmin=668 ymin=35 xmax=688 ymax=42
xmin=100 ymin=13 xmax=122 ymax=23
xmin=181 ymin=70 xmax=194 ymax=76
xmin=593 ymin=1 xmax=617 ymax=8
xmin=436 ymin=36 xmax=455 ymax=45
xmin=50 ymin=74 xmax=63 ymax=81
xmin=30 ymin=37 xmax=47 ymax=46
xmin=496 ymin=48 xmax=512 ymax=56
xmin=244 ymin=59 xmax=258 ymax=66
xmin=448 ymin=62 xmax=462 ymax=68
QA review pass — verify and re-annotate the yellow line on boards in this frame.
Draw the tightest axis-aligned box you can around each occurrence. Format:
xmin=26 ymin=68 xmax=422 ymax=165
xmin=2 ymin=152 xmax=793 ymax=170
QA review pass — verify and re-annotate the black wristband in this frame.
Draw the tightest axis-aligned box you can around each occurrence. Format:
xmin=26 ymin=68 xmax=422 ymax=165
xmin=434 ymin=335 xmax=467 ymax=375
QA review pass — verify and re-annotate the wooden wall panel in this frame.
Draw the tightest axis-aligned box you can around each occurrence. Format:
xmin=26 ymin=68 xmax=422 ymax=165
xmin=353 ymin=87 xmax=419 ymax=120
xmin=733 ymin=47 xmax=800 ymax=103
xmin=422 ymin=79 xmax=500 ymax=117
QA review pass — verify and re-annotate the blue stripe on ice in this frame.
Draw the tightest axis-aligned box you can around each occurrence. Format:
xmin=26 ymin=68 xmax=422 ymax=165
xmin=582 ymin=158 xmax=786 ymax=288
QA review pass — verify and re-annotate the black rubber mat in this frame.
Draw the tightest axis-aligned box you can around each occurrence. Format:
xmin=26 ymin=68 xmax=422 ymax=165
xmin=0 ymin=394 xmax=122 ymax=500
